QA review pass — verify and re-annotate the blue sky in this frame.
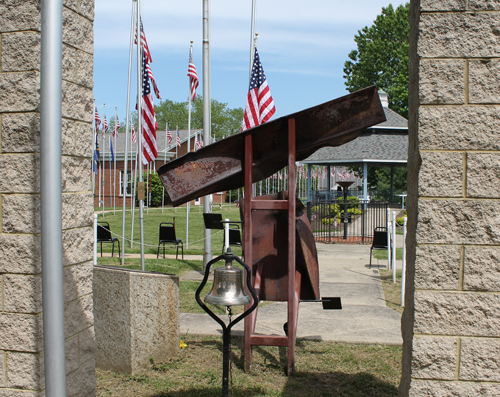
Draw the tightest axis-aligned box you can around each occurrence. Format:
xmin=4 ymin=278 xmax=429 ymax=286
xmin=93 ymin=0 xmax=407 ymax=122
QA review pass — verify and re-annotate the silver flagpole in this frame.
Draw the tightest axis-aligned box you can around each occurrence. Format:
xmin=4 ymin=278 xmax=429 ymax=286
xmin=162 ymin=122 xmax=167 ymax=213
xmin=186 ymin=42 xmax=194 ymax=249
xmin=113 ymin=107 xmax=118 ymax=215
xmin=109 ymin=135 xmax=112 ymax=212
xmin=102 ymin=103 xmax=106 ymax=218
xmin=92 ymin=100 xmax=96 ymax=200
xmin=131 ymin=150 xmax=138 ymax=248
xmin=121 ymin=0 xmax=136 ymax=264
xmin=137 ymin=0 xmax=145 ymax=270
xmin=249 ymin=0 xmax=257 ymax=81
xmin=202 ymin=1 xmax=212 ymax=269
xmin=40 ymin=0 xmax=67 ymax=393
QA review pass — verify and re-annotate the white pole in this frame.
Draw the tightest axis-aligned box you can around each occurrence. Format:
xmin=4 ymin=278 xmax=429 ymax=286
xmin=224 ymin=218 xmax=230 ymax=253
xmin=121 ymin=2 xmax=135 ymax=265
xmin=109 ymin=135 xmax=112 ymax=211
xmin=162 ymin=122 xmax=168 ymax=213
xmin=248 ymin=0 xmax=257 ymax=80
xmin=113 ymin=107 xmax=118 ymax=215
xmin=94 ymin=213 xmax=98 ymax=265
xmin=401 ymin=216 xmax=407 ymax=306
xmin=92 ymin=100 xmax=96 ymax=200
xmin=387 ymin=207 xmax=391 ymax=269
xmin=137 ymin=0 xmax=145 ymax=271
xmin=392 ymin=211 xmax=397 ymax=283
xmin=186 ymin=43 xmax=193 ymax=250
xmin=102 ymin=104 xmax=106 ymax=218
xmin=131 ymin=151 xmax=138 ymax=248
xmin=130 ymin=113 xmax=135 ymax=214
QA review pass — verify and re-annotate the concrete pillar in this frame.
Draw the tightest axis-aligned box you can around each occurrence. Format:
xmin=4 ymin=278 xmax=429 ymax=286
xmin=402 ymin=1 xmax=500 ymax=395
xmin=0 ymin=1 xmax=96 ymax=395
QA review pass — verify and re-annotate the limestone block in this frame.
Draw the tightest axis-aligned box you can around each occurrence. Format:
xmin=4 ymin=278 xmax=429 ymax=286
xmin=470 ymin=59 xmax=500 ymax=104
xmin=1 ymin=32 xmax=40 ymax=72
xmin=0 ymin=234 xmax=41 ymax=274
xmin=79 ymin=326 xmax=96 ymax=365
xmin=1 ymin=113 xmax=40 ymax=153
xmin=415 ymin=246 xmax=460 ymax=290
xmin=2 ymin=195 xmax=40 ymax=234
xmin=0 ymin=351 xmax=4 ymax=387
xmin=3 ymin=275 xmax=42 ymax=314
xmin=62 ymin=119 xmax=76 ymax=156
xmin=0 ymin=391 xmax=43 ymax=397
xmin=0 ymin=72 xmax=40 ymax=113
xmin=65 ymin=335 xmax=79 ymax=374
xmin=417 ymin=199 xmax=500 ymax=244
xmin=62 ymin=7 xmax=93 ymax=53
xmin=418 ymin=13 xmax=500 ymax=58
xmin=76 ymin=261 xmax=94 ymax=298
xmin=411 ymin=337 xmax=457 ymax=380
xmin=6 ymin=351 xmax=44 ymax=390
xmin=75 ymin=194 xmax=94 ymax=227
xmin=419 ymin=106 xmax=500 ymax=151
xmin=409 ymin=380 xmax=500 ymax=396
xmin=0 ymin=154 xmax=39 ymax=194
xmin=64 ymin=294 xmax=93 ymax=337
xmin=460 ymin=338 xmax=500 ymax=381
xmin=74 ymin=122 xmax=93 ymax=157
xmin=61 ymin=81 xmax=93 ymax=122
xmin=62 ymin=227 xmax=93 ymax=266
xmin=470 ymin=0 xmax=500 ymax=10
xmin=0 ymin=314 xmax=42 ymax=352
xmin=76 ymin=50 xmax=94 ymax=88
xmin=0 ymin=0 xmax=41 ymax=32
xmin=464 ymin=247 xmax=500 ymax=291
xmin=467 ymin=153 xmax=500 ymax=198
xmin=94 ymin=266 xmax=180 ymax=374
xmin=414 ymin=291 xmax=500 ymax=336
xmin=62 ymin=44 xmax=77 ymax=83
xmin=64 ymin=265 xmax=78 ymax=303
xmin=419 ymin=60 xmax=465 ymax=105
xmin=62 ymin=157 xmax=92 ymax=192
xmin=62 ymin=194 xmax=76 ymax=229
xmin=420 ymin=0 xmax=466 ymax=10
xmin=66 ymin=358 xmax=96 ymax=397
xmin=418 ymin=152 xmax=463 ymax=197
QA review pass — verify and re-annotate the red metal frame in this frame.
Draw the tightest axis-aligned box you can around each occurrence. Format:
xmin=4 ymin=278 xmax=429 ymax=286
xmin=243 ymin=119 xmax=299 ymax=375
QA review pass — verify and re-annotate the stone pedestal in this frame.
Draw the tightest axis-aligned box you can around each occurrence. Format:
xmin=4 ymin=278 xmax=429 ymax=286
xmin=93 ymin=266 xmax=180 ymax=374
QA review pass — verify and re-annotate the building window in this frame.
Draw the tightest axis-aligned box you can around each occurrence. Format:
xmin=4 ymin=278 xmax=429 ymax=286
xmin=120 ymin=170 xmax=133 ymax=197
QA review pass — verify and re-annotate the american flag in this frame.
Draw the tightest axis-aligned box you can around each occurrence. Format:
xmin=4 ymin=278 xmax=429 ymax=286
xmin=94 ymin=132 xmax=99 ymax=174
xmin=167 ymin=126 xmax=172 ymax=146
xmin=146 ymin=63 xmax=161 ymax=99
xmin=140 ymin=52 xmax=158 ymax=164
xmin=195 ymin=135 xmax=200 ymax=150
xmin=177 ymin=129 xmax=181 ymax=147
xmin=94 ymin=107 xmax=101 ymax=131
xmin=199 ymin=135 xmax=204 ymax=148
xmin=132 ymin=123 xmax=137 ymax=143
xmin=242 ymin=47 xmax=275 ymax=131
xmin=188 ymin=46 xmax=199 ymax=100
xmin=135 ymin=20 xmax=152 ymax=64
xmin=113 ymin=116 xmax=120 ymax=138
xmin=103 ymin=116 xmax=108 ymax=133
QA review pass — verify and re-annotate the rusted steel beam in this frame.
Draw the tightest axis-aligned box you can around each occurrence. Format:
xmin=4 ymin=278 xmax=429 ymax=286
xmin=158 ymin=85 xmax=386 ymax=206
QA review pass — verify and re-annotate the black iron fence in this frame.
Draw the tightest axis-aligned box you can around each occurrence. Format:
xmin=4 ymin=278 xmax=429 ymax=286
xmin=306 ymin=200 xmax=389 ymax=244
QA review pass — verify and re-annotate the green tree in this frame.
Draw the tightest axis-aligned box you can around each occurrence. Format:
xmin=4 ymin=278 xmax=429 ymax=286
xmin=155 ymin=96 xmax=244 ymax=141
xmin=343 ymin=3 xmax=409 ymax=118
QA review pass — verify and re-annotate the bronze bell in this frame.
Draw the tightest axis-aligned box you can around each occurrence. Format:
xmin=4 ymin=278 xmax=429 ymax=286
xmin=205 ymin=257 xmax=252 ymax=306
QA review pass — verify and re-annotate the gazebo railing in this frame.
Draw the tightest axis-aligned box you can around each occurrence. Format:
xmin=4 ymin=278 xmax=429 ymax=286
xmin=306 ymin=199 xmax=389 ymax=244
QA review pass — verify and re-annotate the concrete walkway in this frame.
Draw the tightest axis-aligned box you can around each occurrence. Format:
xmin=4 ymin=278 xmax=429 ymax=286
xmin=180 ymin=240 xmax=403 ymax=346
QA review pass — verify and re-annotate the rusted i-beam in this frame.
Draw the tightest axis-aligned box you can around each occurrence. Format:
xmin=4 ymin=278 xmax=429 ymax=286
xmin=157 ymin=85 xmax=386 ymax=206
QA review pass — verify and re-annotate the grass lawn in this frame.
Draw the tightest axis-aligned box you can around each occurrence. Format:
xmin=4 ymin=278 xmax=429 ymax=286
xmin=96 ymin=335 xmax=402 ymax=397
xmin=96 ymin=205 xmax=243 ymax=256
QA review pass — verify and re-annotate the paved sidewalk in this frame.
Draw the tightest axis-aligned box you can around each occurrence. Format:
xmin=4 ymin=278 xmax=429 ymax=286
xmin=180 ymin=241 xmax=403 ymax=346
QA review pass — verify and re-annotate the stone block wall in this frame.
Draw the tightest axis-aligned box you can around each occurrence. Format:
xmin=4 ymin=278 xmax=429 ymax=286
xmin=0 ymin=0 xmax=95 ymax=395
xmin=402 ymin=0 xmax=500 ymax=395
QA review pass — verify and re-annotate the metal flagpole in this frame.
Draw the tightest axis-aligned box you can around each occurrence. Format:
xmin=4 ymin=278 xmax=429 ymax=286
xmin=162 ymin=122 xmax=168 ymax=213
xmin=40 ymin=0 xmax=67 ymax=393
xmin=113 ymin=107 xmax=118 ymax=215
xmin=202 ymin=2 xmax=213 ymax=268
xmin=92 ymin=100 xmax=96 ymax=199
xmin=137 ymin=0 xmax=145 ymax=271
xmin=109 ymin=135 xmax=112 ymax=212
xmin=98 ymin=130 xmax=101 ymax=207
xmin=131 ymin=151 xmax=138 ymax=248
xmin=102 ymin=104 xmax=106 ymax=217
xmin=121 ymin=0 xmax=136 ymax=265
xmin=249 ymin=0 xmax=257 ymax=80
xmin=186 ymin=41 xmax=193 ymax=250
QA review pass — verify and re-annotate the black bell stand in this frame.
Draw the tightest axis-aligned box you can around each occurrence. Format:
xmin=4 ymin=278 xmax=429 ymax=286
xmin=195 ymin=250 xmax=259 ymax=397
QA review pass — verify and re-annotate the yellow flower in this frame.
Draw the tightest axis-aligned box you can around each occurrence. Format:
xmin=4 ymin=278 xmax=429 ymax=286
xmin=180 ymin=340 xmax=187 ymax=349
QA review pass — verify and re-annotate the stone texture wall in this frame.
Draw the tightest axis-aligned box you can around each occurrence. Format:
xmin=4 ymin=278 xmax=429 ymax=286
xmin=402 ymin=0 xmax=500 ymax=395
xmin=0 ymin=0 xmax=96 ymax=395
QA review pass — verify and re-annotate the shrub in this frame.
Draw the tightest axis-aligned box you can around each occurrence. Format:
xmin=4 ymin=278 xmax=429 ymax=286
xmin=136 ymin=172 xmax=169 ymax=207
xmin=396 ymin=216 xmax=406 ymax=226
xmin=322 ymin=217 xmax=340 ymax=226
